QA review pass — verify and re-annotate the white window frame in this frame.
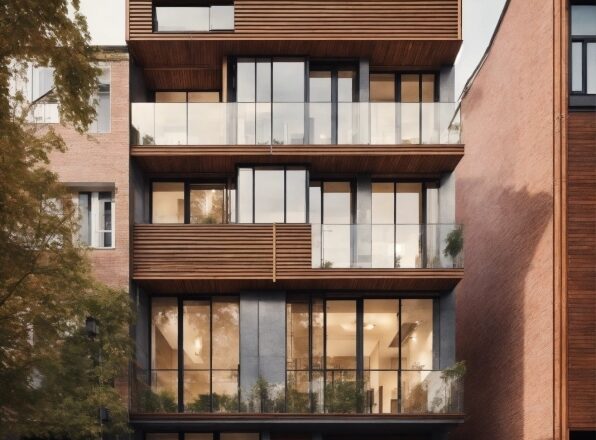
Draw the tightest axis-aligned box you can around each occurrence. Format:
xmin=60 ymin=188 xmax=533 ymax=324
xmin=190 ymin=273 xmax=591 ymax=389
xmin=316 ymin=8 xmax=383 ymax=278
xmin=73 ymin=191 xmax=116 ymax=249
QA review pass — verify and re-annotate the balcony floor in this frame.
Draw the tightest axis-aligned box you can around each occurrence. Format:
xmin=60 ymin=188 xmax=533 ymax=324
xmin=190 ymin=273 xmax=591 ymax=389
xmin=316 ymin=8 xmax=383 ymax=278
xmin=131 ymin=144 xmax=464 ymax=175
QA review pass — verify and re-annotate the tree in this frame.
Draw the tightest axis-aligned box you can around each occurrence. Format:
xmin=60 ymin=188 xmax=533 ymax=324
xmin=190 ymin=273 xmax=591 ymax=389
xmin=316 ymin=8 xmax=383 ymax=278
xmin=0 ymin=1 xmax=132 ymax=438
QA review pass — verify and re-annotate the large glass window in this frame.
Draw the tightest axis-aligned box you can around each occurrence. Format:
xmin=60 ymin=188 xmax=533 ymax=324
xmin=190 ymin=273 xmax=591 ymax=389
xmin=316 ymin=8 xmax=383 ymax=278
xmin=570 ymin=4 xmax=596 ymax=96
xmin=90 ymin=67 xmax=111 ymax=133
xmin=75 ymin=191 xmax=115 ymax=248
xmin=150 ymin=297 xmax=240 ymax=413
xmin=190 ymin=184 xmax=226 ymax=224
xmin=286 ymin=297 xmax=436 ymax=414
xmin=155 ymin=5 xmax=234 ymax=32
xmin=152 ymin=182 xmax=185 ymax=224
xmin=237 ymin=166 xmax=307 ymax=224
xmin=151 ymin=181 xmax=230 ymax=225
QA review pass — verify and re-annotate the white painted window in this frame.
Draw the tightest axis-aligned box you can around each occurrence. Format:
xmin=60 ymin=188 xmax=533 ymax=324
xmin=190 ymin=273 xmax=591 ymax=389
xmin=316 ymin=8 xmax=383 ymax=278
xmin=74 ymin=191 xmax=115 ymax=249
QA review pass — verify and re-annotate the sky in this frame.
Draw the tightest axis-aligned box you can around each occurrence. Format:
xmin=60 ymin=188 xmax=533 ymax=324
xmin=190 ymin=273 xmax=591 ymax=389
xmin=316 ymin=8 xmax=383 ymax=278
xmin=78 ymin=0 xmax=507 ymax=99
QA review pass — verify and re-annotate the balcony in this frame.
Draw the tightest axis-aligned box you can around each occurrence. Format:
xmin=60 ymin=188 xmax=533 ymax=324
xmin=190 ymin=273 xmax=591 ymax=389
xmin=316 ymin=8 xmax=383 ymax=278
xmin=130 ymin=367 xmax=463 ymax=417
xmin=132 ymin=102 xmax=460 ymax=146
xmin=130 ymin=102 xmax=463 ymax=174
xmin=132 ymin=224 xmax=463 ymax=293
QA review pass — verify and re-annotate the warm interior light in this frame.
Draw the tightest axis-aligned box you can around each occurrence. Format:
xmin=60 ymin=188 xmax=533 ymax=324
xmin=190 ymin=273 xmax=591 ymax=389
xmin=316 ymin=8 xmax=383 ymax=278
xmin=193 ymin=336 xmax=203 ymax=355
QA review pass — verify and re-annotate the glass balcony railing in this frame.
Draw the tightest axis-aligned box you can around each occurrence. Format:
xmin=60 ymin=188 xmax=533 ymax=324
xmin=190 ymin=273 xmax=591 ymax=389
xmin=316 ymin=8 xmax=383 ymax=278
xmin=131 ymin=367 xmax=463 ymax=415
xmin=311 ymin=224 xmax=464 ymax=269
xmin=131 ymin=102 xmax=461 ymax=146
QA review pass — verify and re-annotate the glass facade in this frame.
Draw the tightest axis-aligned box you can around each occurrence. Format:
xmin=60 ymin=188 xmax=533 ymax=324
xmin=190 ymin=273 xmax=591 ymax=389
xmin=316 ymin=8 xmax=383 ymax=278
xmin=149 ymin=297 xmax=240 ymax=413
xmin=138 ymin=296 xmax=461 ymax=417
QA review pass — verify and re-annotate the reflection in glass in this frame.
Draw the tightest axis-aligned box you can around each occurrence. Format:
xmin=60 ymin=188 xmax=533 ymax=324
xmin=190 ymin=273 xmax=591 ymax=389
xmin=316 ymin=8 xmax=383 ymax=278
xmin=237 ymin=168 xmax=253 ymax=223
xmin=155 ymin=7 xmax=209 ymax=31
xmin=152 ymin=182 xmax=184 ymax=224
xmin=309 ymin=71 xmax=331 ymax=102
xmin=212 ymin=300 xmax=239 ymax=412
xmin=309 ymin=182 xmax=322 ymax=224
xmin=326 ymin=301 xmax=357 ymax=369
xmin=254 ymin=167 xmax=284 ymax=223
xmin=97 ymin=192 xmax=113 ymax=248
xmin=363 ymin=299 xmax=399 ymax=413
xmin=588 ymin=43 xmax=596 ymax=94
xmin=151 ymin=298 xmax=178 ymax=404
xmin=210 ymin=5 xmax=234 ymax=30
xmin=131 ymin=103 xmax=155 ymax=145
xmin=371 ymin=183 xmax=395 ymax=268
xmin=286 ymin=168 xmax=307 ymax=223
xmin=273 ymin=61 xmax=304 ymax=102
xmin=237 ymin=59 xmax=255 ymax=102
xmin=401 ymin=299 xmax=433 ymax=370
xmin=571 ymin=5 xmax=596 ymax=36
xmin=338 ymin=70 xmax=356 ymax=102
xmin=190 ymin=184 xmax=225 ymax=224
xmin=322 ymin=182 xmax=352 ymax=268
xmin=308 ymin=103 xmax=332 ymax=144
xmin=272 ymin=103 xmax=304 ymax=144
xmin=395 ymin=183 xmax=422 ymax=268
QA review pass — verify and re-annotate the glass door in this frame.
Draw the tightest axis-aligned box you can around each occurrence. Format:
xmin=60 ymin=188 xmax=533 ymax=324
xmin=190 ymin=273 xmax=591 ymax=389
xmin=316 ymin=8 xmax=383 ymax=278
xmin=308 ymin=66 xmax=357 ymax=144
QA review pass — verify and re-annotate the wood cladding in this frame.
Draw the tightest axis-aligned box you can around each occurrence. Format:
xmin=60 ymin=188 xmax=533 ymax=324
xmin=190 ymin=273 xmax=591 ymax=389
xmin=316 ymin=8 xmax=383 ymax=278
xmin=128 ymin=0 xmax=462 ymax=72
xmin=133 ymin=223 xmax=463 ymax=292
xmin=567 ymin=111 xmax=596 ymax=429
xmin=129 ymin=0 xmax=460 ymax=41
xmin=130 ymin=144 xmax=464 ymax=175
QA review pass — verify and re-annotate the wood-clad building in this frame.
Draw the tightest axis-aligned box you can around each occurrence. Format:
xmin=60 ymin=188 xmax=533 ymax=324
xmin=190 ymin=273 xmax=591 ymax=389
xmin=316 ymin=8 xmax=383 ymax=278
xmin=126 ymin=1 xmax=467 ymax=439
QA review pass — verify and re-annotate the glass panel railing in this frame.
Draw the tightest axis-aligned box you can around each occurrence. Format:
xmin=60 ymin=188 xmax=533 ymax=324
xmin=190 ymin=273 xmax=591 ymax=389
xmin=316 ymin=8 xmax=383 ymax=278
xmin=312 ymin=224 xmax=464 ymax=269
xmin=131 ymin=102 xmax=461 ymax=146
xmin=131 ymin=366 xmax=463 ymax=414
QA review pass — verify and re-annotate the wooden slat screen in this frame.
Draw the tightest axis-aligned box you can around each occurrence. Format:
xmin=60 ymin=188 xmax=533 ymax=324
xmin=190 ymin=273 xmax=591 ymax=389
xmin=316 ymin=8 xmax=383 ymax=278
xmin=133 ymin=224 xmax=274 ymax=279
xmin=128 ymin=0 xmax=460 ymax=40
xmin=567 ymin=112 xmax=596 ymax=429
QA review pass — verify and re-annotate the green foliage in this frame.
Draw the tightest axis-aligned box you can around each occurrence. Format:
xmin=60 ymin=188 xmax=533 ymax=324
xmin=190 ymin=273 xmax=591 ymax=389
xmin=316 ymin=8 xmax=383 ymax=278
xmin=441 ymin=360 xmax=467 ymax=381
xmin=324 ymin=380 xmax=364 ymax=413
xmin=0 ymin=1 xmax=132 ymax=439
xmin=443 ymin=226 xmax=464 ymax=260
xmin=137 ymin=388 xmax=178 ymax=414
xmin=186 ymin=393 xmax=240 ymax=413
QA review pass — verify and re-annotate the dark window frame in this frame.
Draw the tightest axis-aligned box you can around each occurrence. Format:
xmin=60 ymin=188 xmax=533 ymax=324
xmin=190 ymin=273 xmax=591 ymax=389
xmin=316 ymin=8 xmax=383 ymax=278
xmin=150 ymin=178 xmax=230 ymax=224
xmin=148 ymin=294 xmax=241 ymax=414
xmin=285 ymin=294 xmax=439 ymax=414
xmin=152 ymin=2 xmax=235 ymax=33
xmin=235 ymin=164 xmax=310 ymax=224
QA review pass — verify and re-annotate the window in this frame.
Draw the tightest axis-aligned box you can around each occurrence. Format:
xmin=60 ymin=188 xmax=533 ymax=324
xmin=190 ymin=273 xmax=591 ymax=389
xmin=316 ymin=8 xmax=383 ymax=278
xmin=286 ymin=297 xmax=436 ymax=414
xmin=150 ymin=297 xmax=240 ymax=412
xmin=89 ymin=66 xmax=111 ymax=133
xmin=30 ymin=66 xmax=59 ymax=123
xmin=369 ymin=72 xmax=438 ymax=144
xmin=76 ymin=191 xmax=114 ymax=248
xmin=237 ymin=166 xmax=308 ymax=224
xmin=570 ymin=3 xmax=596 ymax=99
xmin=151 ymin=181 xmax=231 ymax=224
xmin=234 ymin=58 xmax=305 ymax=144
xmin=155 ymin=4 xmax=234 ymax=32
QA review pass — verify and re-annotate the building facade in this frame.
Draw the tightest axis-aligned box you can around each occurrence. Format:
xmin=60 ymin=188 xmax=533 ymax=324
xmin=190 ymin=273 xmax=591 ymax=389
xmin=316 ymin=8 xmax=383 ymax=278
xmin=453 ymin=0 xmax=595 ymax=439
xmin=126 ymin=1 xmax=465 ymax=439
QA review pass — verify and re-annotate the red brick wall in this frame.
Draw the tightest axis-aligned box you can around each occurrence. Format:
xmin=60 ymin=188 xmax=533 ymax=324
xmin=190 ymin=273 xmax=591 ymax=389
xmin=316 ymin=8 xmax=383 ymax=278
xmin=47 ymin=56 xmax=129 ymax=290
xmin=452 ymin=0 xmax=557 ymax=438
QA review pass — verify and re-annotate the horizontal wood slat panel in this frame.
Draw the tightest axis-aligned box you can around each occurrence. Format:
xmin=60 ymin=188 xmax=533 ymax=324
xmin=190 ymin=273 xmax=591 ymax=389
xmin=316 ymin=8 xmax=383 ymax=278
xmin=129 ymin=0 xmax=460 ymax=40
xmin=567 ymin=111 xmax=596 ymax=429
xmin=133 ymin=224 xmax=464 ymax=293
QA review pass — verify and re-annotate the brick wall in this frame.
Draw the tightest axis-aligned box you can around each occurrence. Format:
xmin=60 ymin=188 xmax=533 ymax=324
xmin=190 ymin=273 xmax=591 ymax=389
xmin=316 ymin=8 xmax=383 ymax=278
xmin=452 ymin=0 xmax=557 ymax=438
xmin=47 ymin=55 xmax=130 ymax=290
